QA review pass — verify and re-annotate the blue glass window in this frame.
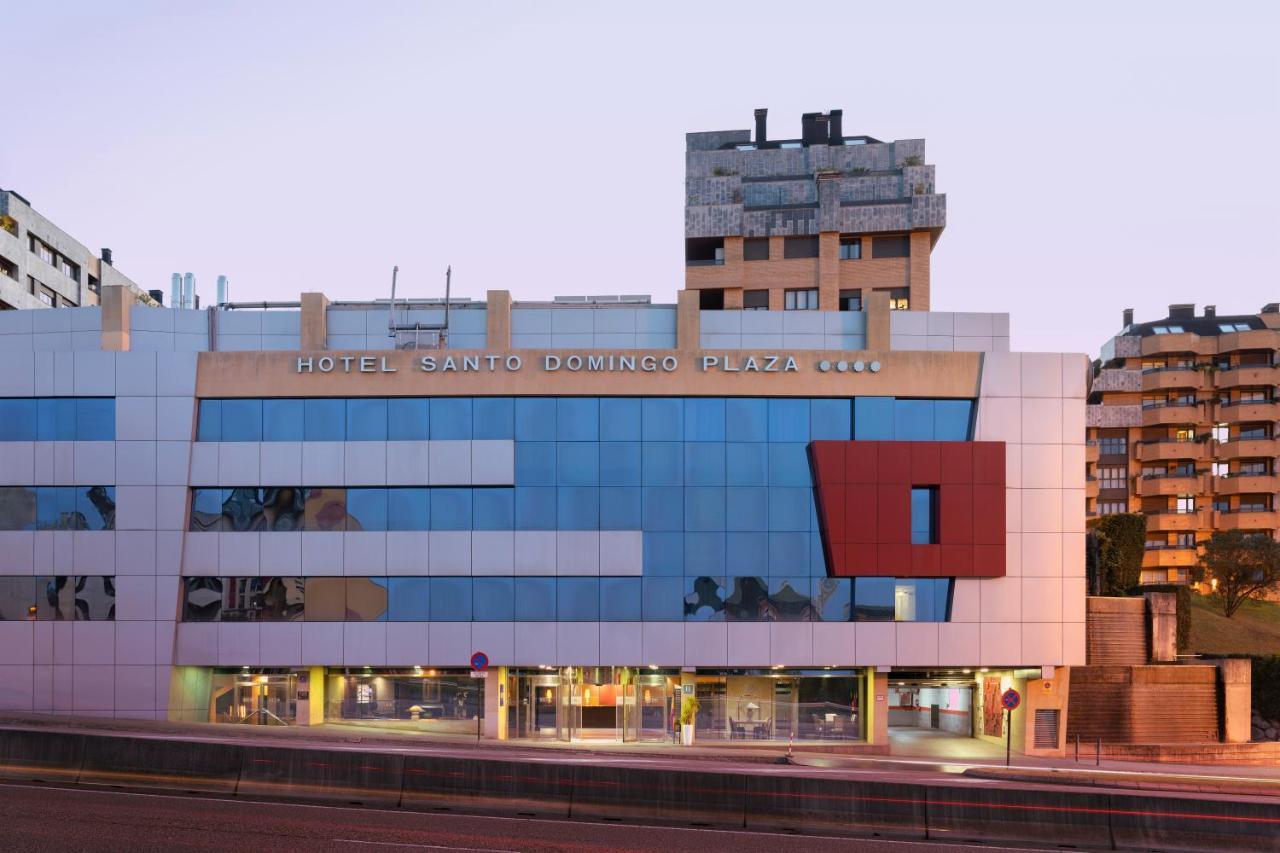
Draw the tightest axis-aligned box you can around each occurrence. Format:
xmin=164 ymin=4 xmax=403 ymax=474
xmin=387 ymin=578 xmax=430 ymax=621
xmin=599 ymin=442 xmax=641 ymax=486
xmin=767 ymin=399 xmax=809 ymax=442
xmin=727 ymin=487 xmax=768 ymax=532
xmin=894 ymin=399 xmax=935 ymax=441
xmin=600 ymin=398 xmax=641 ymax=441
xmin=472 ymin=398 xmax=513 ymax=439
xmin=768 ymin=443 xmax=811 ymax=486
xmin=642 ymin=577 xmax=682 ymax=620
xmin=854 ymin=577 xmax=894 ymax=621
xmin=641 ymin=398 xmax=682 ymax=441
xmin=769 ymin=532 xmax=809 ymax=576
xmin=810 ymin=399 xmax=852 ymax=440
xmin=725 ymin=398 xmax=767 ymax=442
xmin=429 ymin=577 xmax=472 ymax=621
xmin=557 ymin=442 xmax=599 ymax=486
xmin=515 ymin=487 xmax=557 ymax=529
xmin=515 ymin=398 xmax=556 ymax=441
xmin=911 ymin=486 xmax=938 ymax=545
xmin=684 ymin=488 xmax=726 ymax=531
xmin=768 ymin=487 xmax=811 ymax=532
xmin=76 ymin=486 xmax=115 ymax=531
xmin=642 ymin=532 xmax=684 ymax=576
xmin=387 ymin=398 xmax=430 ymax=440
xmin=726 ymin=531 xmax=768 ymax=575
xmin=642 ymin=442 xmax=682 ymax=486
xmin=600 ymin=577 xmax=641 ymax=620
xmin=262 ymin=399 xmax=304 ymax=441
xmin=767 ymin=577 xmax=813 ymax=622
xmin=935 ymin=400 xmax=973 ymax=440
xmin=893 ymin=578 xmax=952 ymax=622
xmin=642 ymin=487 xmax=683 ymax=531
xmin=557 ymin=578 xmax=599 ymax=621
xmin=387 ymin=488 xmax=429 ymax=531
xmin=514 ymin=577 xmax=555 ymax=621
xmin=75 ymin=399 xmax=115 ymax=441
xmin=813 ymin=578 xmax=852 ymax=622
xmin=515 ymin=442 xmax=556 ymax=486
xmin=430 ymin=398 xmax=472 ymax=439
xmin=683 ymin=398 xmax=725 ymax=442
xmin=472 ymin=488 xmax=514 ymax=530
xmin=429 ymin=488 xmax=472 ymax=530
xmin=556 ymin=398 xmax=599 ymax=441
xmin=726 ymin=442 xmax=767 ymax=486
xmin=685 ymin=531 xmax=726 ymax=574
xmin=599 ymin=487 xmax=641 ymax=529
xmin=684 ymin=444 xmax=725 ymax=486
xmin=304 ymin=399 xmax=345 ymax=441
xmin=346 ymin=398 xmax=388 ymax=441
xmin=557 ymin=487 xmax=599 ymax=529
xmin=220 ymin=399 xmax=262 ymax=442
xmin=38 ymin=398 xmax=77 ymax=441
xmin=853 ymin=397 xmax=894 ymax=440
xmin=0 ymin=400 xmax=36 ymax=440
xmin=473 ymin=577 xmax=514 ymax=621
xmin=683 ymin=576 xmax=727 ymax=621
xmin=345 ymin=488 xmax=388 ymax=531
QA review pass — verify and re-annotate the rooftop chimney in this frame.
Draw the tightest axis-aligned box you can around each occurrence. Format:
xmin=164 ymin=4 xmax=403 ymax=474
xmin=1168 ymin=303 xmax=1195 ymax=320
xmin=828 ymin=109 xmax=842 ymax=143
xmin=101 ymin=248 xmax=113 ymax=266
xmin=1122 ymin=308 xmax=1134 ymax=328
xmin=754 ymin=108 xmax=767 ymax=143
xmin=1204 ymin=305 xmax=1216 ymax=318
xmin=148 ymin=289 xmax=164 ymax=306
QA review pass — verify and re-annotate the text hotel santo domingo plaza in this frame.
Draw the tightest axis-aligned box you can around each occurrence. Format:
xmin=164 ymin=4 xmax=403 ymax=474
xmin=0 ymin=110 xmax=1086 ymax=756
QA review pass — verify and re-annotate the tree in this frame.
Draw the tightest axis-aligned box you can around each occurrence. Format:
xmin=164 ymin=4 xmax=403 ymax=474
xmin=1199 ymin=530 xmax=1280 ymax=618
xmin=1086 ymin=513 xmax=1147 ymax=596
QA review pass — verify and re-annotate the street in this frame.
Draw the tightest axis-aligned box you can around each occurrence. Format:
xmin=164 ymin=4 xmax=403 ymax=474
xmin=0 ymin=782 xmax=1044 ymax=853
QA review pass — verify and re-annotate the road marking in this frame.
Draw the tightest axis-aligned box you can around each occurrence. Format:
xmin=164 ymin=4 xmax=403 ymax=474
xmin=334 ymin=840 xmax=518 ymax=852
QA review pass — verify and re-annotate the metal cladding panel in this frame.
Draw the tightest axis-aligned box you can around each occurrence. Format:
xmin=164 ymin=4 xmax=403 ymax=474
xmin=810 ymin=440 xmax=1006 ymax=578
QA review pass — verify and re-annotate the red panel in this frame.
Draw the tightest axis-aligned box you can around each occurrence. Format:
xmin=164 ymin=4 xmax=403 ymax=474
xmin=877 ymin=483 xmax=911 ymax=543
xmin=938 ymin=483 xmax=973 ymax=544
xmin=973 ymin=543 xmax=1006 ymax=577
xmin=840 ymin=543 xmax=877 ymax=576
xmin=877 ymin=443 xmax=912 ymax=483
xmin=844 ymin=484 xmax=878 ymax=544
xmin=941 ymin=543 xmax=974 ymax=578
xmin=940 ymin=442 xmax=974 ymax=484
xmin=810 ymin=441 xmax=846 ymax=485
xmin=910 ymin=545 xmax=941 ymax=577
xmin=910 ymin=442 xmax=941 ymax=484
xmin=877 ymin=543 xmax=911 ymax=576
xmin=971 ymin=484 xmax=1006 ymax=545
xmin=972 ymin=442 xmax=1006 ymax=485
xmin=845 ymin=442 xmax=878 ymax=484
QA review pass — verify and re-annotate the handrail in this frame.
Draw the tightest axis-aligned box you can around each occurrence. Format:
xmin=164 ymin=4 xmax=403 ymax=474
xmin=238 ymin=708 xmax=289 ymax=726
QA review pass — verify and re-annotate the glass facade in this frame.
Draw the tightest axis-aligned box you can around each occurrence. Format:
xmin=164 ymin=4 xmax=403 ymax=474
xmin=0 ymin=398 xmax=115 ymax=441
xmin=0 ymin=486 xmax=116 ymax=530
xmin=0 ymin=576 xmax=115 ymax=620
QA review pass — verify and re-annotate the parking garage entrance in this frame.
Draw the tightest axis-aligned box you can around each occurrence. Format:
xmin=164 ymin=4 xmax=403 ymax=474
xmin=887 ymin=670 xmax=976 ymax=742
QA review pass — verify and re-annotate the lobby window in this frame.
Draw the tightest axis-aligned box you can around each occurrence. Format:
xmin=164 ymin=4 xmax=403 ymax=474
xmin=743 ymin=238 xmax=770 ymax=261
xmin=783 ymin=236 xmax=819 ymax=259
xmin=838 ymin=237 xmax=862 ymax=260
xmin=685 ymin=237 xmax=724 ymax=266
xmin=910 ymin=487 xmax=938 ymax=545
xmin=887 ymin=288 xmax=909 ymax=310
xmin=871 ymin=234 xmax=910 ymax=259
xmin=783 ymin=288 xmax=818 ymax=310
xmin=743 ymin=289 xmax=769 ymax=310
xmin=839 ymin=289 xmax=862 ymax=311
xmin=1098 ymin=466 xmax=1127 ymax=489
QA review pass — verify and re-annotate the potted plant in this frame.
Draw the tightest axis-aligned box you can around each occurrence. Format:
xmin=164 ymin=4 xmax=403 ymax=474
xmin=678 ymin=695 xmax=701 ymax=746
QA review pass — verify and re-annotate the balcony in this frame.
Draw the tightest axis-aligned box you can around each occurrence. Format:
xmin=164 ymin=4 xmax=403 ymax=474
xmin=1141 ymin=367 xmax=1206 ymax=392
xmin=1087 ymin=403 xmax=1142 ymax=429
xmin=1215 ymin=509 xmax=1280 ymax=531
xmin=1217 ymin=437 xmax=1279 ymax=459
xmin=1217 ymin=400 xmax=1280 ymax=423
xmin=1135 ymin=440 xmax=1206 ymax=462
xmin=1213 ymin=473 xmax=1276 ymax=495
xmin=1140 ymin=333 xmax=1205 ymax=357
xmin=1141 ymin=402 xmax=1206 ymax=427
xmin=1085 ymin=478 xmax=1099 ymax=499
xmin=1217 ymin=328 xmax=1279 ymax=354
xmin=1085 ymin=442 xmax=1100 ymax=463
xmin=1142 ymin=547 xmax=1199 ymax=569
xmin=1136 ymin=474 xmax=1205 ymax=497
xmin=1146 ymin=510 xmax=1209 ymax=532
xmin=1091 ymin=368 xmax=1142 ymax=394
xmin=1215 ymin=364 xmax=1279 ymax=389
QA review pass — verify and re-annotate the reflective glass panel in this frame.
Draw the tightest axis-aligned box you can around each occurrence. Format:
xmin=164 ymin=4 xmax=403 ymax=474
xmin=683 ymin=398 xmax=725 ymax=442
xmin=556 ymin=398 xmax=598 ymax=441
xmin=182 ymin=577 xmax=224 ymax=621
xmin=472 ymin=488 xmax=513 ymax=530
xmin=894 ymin=399 xmax=934 ymax=441
xmin=304 ymin=398 xmax=345 ymax=441
xmin=387 ymin=578 xmax=430 ymax=621
xmin=74 ymin=575 xmax=115 ymax=620
xmin=346 ymin=488 xmax=388 ymax=531
xmin=75 ymin=399 xmax=115 ymax=440
xmin=430 ymin=398 xmax=472 ymax=439
xmin=0 ymin=486 xmax=38 ymax=530
xmin=303 ymin=487 xmax=347 ymax=531
xmin=853 ymin=397 xmax=894 ymax=440
xmin=190 ymin=488 xmax=228 ymax=531
xmin=346 ymin=577 xmax=389 ymax=621
xmin=472 ymin=398 xmax=513 ymax=439
xmin=387 ymin=488 xmax=430 ymax=531
xmin=600 ymin=577 xmax=641 ymax=620
xmin=473 ymin=577 xmax=515 ymax=621
xmin=911 ymin=487 xmax=938 ymax=545
xmin=0 ymin=399 xmax=36 ymax=440
xmin=346 ymin=398 xmax=388 ymax=441
xmin=387 ymin=398 xmax=430 ymax=440
xmin=195 ymin=399 xmax=221 ymax=441
xmin=599 ymin=398 xmax=641 ymax=441
xmin=683 ymin=576 xmax=727 ymax=621
xmin=557 ymin=577 xmax=599 ymax=621
xmin=812 ymin=578 xmax=852 ymax=621
xmin=303 ymin=577 xmax=346 ymax=621
xmin=221 ymin=488 xmax=262 ymax=532
xmin=935 ymin=400 xmax=973 ymax=441
xmin=261 ymin=487 xmax=304 ymax=532
xmin=0 ymin=577 xmax=36 ymax=620
xmin=514 ymin=577 xmax=555 ymax=621
xmin=36 ymin=576 xmax=74 ymax=620
xmin=767 ymin=576 xmax=815 ymax=621
xmin=262 ymin=399 xmax=304 ymax=441
xmin=642 ymin=576 xmax=682 ymax=620
xmin=854 ymin=577 xmax=894 ymax=621
xmin=725 ymin=399 xmax=767 ymax=442
xmin=429 ymin=577 xmax=472 ymax=621
xmin=220 ymin=398 xmax=263 ymax=442
xmin=515 ymin=398 xmax=556 ymax=441
xmin=723 ymin=576 xmax=769 ymax=621
xmin=429 ymin=488 xmax=472 ymax=530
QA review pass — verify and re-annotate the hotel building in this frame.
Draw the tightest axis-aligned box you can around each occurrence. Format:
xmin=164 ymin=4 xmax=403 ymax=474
xmin=0 ymin=111 xmax=1087 ymax=755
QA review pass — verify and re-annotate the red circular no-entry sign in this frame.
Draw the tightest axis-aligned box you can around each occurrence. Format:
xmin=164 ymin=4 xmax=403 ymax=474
xmin=1001 ymin=688 xmax=1021 ymax=711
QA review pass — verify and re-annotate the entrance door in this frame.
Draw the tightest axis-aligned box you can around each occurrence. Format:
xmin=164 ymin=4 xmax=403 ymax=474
xmin=512 ymin=674 xmax=561 ymax=739
xmin=930 ymin=704 xmax=941 ymax=729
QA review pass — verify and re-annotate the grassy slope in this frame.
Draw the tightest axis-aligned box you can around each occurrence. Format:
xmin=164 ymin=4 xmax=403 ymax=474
xmin=1188 ymin=592 xmax=1280 ymax=655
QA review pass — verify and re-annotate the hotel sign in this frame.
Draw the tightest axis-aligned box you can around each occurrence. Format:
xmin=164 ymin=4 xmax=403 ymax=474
xmin=293 ymin=353 xmax=882 ymax=376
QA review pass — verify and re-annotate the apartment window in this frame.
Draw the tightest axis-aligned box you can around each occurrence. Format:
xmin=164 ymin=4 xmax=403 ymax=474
xmin=1141 ymin=359 xmax=1165 ymax=372
xmin=1175 ymin=533 xmax=1196 ymax=548
xmin=839 ymin=289 xmax=862 ymax=311
xmin=1145 ymin=537 xmax=1167 ymax=551
xmin=698 ymin=288 xmax=724 ymax=310
xmin=1212 ymin=499 xmax=1230 ymax=512
xmin=838 ymin=237 xmax=862 ymax=260
xmin=29 ymin=236 xmax=54 ymax=265
xmin=0 ymin=215 xmax=16 ymax=237
xmin=1098 ymin=466 xmax=1127 ymax=489
xmin=784 ymin=288 xmax=818 ymax=310
xmin=1240 ymin=389 xmax=1270 ymax=403
xmin=1239 ymin=498 xmax=1271 ymax=512
xmin=0 ymin=255 xmax=16 ymax=281
xmin=685 ymin=237 xmax=724 ymax=266
xmin=888 ymin=288 xmax=909 ymax=311
xmin=37 ymin=290 xmax=52 ymax=307
xmin=1098 ymin=436 xmax=1126 ymax=456
xmin=1151 ymin=325 xmax=1185 ymax=334
xmin=743 ymin=289 xmax=769 ymax=310
xmin=1240 ymin=461 xmax=1269 ymax=476
xmin=1212 ymin=462 xmax=1230 ymax=478
xmin=1211 ymin=424 xmax=1229 ymax=442
xmin=743 ymin=238 xmax=770 ymax=261
xmin=1240 ymin=425 xmax=1271 ymax=440
xmin=872 ymin=234 xmax=911 ymax=258
xmin=1097 ymin=501 xmax=1126 ymax=515
xmin=58 ymin=259 xmax=80 ymax=282
xmin=1218 ymin=322 xmax=1251 ymax=333
xmin=783 ymin=236 xmax=819 ymax=259
xmin=1141 ymin=465 xmax=1165 ymax=478
xmin=1175 ymin=495 xmax=1195 ymax=514
xmin=910 ymin=487 xmax=939 ymax=545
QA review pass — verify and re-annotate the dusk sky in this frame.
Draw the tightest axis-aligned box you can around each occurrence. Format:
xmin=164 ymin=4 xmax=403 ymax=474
xmin=4 ymin=1 xmax=1277 ymax=353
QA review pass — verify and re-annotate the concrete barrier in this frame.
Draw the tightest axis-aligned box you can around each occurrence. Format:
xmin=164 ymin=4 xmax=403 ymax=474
xmin=236 ymin=745 xmax=404 ymax=807
xmin=570 ymin=764 xmax=746 ymax=828
xmin=744 ymin=775 xmax=927 ymax=839
xmin=0 ymin=727 xmax=84 ymax=785
xmin=924 ymin=783 xmax=1113 ymax=848
xmin=78 ymin=734 xmax=242 ymax=795
xmin=401 ymin=755 xmax=575 ymax=818
xmin=1108 ymin=792 xmax=1280 ymax=852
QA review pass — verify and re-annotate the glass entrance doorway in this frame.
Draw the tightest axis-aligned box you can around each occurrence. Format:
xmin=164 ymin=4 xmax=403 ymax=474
xmin=510 ymin=667 xmax=677 ymax=742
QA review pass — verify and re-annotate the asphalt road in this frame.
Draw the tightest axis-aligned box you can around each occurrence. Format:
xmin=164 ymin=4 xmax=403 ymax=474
xmin=0 ymin=782 xmax=1045 ymax=853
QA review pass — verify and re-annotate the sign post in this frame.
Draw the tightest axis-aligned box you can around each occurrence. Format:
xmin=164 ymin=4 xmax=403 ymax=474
xmin=1001 ymin=688 xmax=1021 ymax=767
xmin=470 ymin=652 xmax=489 ymax=743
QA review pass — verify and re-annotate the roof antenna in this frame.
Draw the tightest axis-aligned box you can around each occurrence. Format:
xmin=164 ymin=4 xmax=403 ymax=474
xmin=387 ymin=265 xmax=400 ymax=339
xmin=443 ymin=265 xmax=451 ymax=349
